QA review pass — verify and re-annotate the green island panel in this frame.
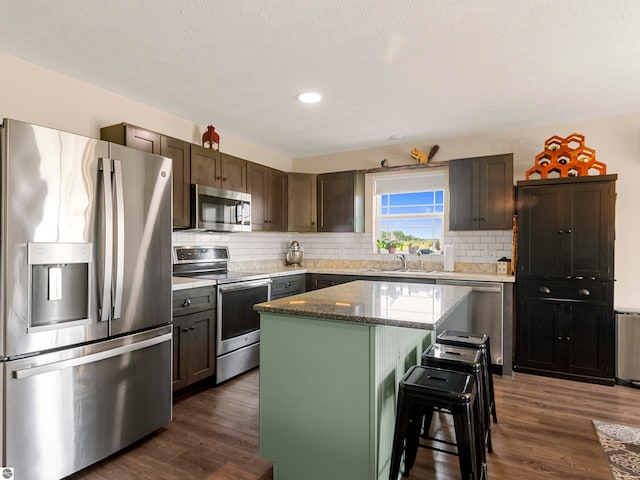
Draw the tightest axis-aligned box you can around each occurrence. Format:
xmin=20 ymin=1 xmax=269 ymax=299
xmin=259 ymin=313 xmax=432 ymax=480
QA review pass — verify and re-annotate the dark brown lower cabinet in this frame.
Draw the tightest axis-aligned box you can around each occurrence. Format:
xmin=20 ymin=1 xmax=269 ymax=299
xmin=271 ymin=274 xmax=305 ymax=299
xmin=306 ymin=273 xmax=436 ymax=291
xmin=172 ymin=287 xmax=216 ymax=391
xmin=307 ymin=273 xmax=353 ymax=291
xmin=516 ymin=280 xmax=614 ymax=385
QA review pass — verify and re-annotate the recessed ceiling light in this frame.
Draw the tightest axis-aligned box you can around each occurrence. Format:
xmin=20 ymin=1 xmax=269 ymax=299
xmin=298 ymin=92 xmax=322 ymax=104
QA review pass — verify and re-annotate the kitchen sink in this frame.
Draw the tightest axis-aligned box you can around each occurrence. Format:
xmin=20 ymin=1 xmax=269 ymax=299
xmin=359 ymin=268 xmax=442 ymax=274
xmin=359 ymin=268 xmax=400 ymax=272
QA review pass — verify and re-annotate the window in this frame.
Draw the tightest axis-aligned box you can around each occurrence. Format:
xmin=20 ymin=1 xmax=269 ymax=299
xmin=374 ymin=171 xmax=445 ymax=254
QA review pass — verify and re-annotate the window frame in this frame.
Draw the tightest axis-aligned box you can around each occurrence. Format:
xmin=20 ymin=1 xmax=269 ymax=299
xmin=371 ymin=169 xmax=448 ymax=254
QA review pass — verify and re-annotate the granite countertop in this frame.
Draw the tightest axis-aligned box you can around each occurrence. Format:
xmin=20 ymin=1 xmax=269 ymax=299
xmin=172 ymin=265 xmax=513 ymax=291
xmin=172 ymin=276 xmax=217 ymax=291
xmin=306 ymin=267 xmax=514 ymax=283
xmin=255 ymin=265 xmax=514 ymax=282
xmin=254 ymin=280 xmax=472 ymax=331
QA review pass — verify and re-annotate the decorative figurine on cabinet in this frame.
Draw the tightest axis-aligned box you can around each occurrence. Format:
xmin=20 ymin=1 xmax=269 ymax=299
xmin=202 ymin=125 xmax=220 ymax=150
xmin=410 ymin=145 xmax=440 ymax=164
xmin=411 ymin=147 xmax=428 ymax=164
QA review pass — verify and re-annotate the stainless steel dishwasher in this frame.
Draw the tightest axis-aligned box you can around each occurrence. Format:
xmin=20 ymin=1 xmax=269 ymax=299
xmin=616 ymin=311 xmax=640 ymax=387
xmin=435 ymin=279 xmax=510 ymax=374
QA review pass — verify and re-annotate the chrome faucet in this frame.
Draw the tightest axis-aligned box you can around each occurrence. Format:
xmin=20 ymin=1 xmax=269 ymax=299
xmin=416 ymin=250 xmax=424 ymax=270
xmin=396 ymin=254 xmax=407 ymax=270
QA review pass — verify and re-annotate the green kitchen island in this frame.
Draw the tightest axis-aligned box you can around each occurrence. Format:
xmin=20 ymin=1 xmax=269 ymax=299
xmin=255 ymin=280 xmax=472 ymax=480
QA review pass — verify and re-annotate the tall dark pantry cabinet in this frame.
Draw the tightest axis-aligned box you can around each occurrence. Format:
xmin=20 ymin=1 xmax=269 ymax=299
xmin=515 ymin=174 xmax=616 ymax=385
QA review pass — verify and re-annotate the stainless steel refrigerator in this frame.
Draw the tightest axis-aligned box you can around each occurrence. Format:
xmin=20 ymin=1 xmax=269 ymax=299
xmin=0 ymin=119 xmax=173 ymax=479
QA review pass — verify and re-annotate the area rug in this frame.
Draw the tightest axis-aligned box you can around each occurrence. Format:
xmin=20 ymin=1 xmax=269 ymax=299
xmin=593 ymin=420 xmax=640 ymax=479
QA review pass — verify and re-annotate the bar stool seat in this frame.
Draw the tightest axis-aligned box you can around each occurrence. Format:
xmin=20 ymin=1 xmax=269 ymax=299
xmin=389 ymin=365 xmax=485 ymax=480
xmin=422 ymin=343 xmax=492 ymax=454
xmin=437 ymin=329 xmax=498 ymax=424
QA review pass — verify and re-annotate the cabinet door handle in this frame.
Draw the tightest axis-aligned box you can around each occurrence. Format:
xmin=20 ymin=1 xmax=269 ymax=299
xmin=558 ymin=229 xmax=564 ymax=234
xmin=285 ymin=281 xmax=291 ymax=288
xmin=182 ymin=298 xmax=192 ymax=307
xmin=556 ymin=336 xmax=563 ymax=341
xmin=181 ymin=328 xmax=189 ymax=333
xmin=577 ymin=288 xmax=590 ymax=296
xmin=189 ymin=326 xmax=196 ymax=330
xmin=565 ymin=336 xmax=571 ymax=341
xmin=566 ymin=229 xmax=572 ymax=234
xmin=539 ymin=286 xmax=551 ymax=294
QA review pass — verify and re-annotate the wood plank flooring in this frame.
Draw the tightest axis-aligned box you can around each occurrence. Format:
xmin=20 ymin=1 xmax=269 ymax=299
xmin=69 ymin=369 xmax=640 ymax=479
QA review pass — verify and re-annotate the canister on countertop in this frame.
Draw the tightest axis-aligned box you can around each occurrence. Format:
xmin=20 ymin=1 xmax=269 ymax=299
xmin=443 ymin=244 xmax=455 ymax=272
xmin=497 ymin=257 xmax=512 ymax=275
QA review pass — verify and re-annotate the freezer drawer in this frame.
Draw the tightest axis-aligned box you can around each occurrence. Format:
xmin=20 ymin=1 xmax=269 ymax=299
xmin=616 ymin=312 xmax=640 ymax=387
xmin=1 ymin=327 xmax=172 ymax=480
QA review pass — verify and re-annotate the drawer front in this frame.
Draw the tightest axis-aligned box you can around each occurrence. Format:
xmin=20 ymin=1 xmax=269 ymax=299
xmin=308 ymin=274 xmax=353 ymax=291
xmin=521 ymin=279 xmax=610 ymax=304
xmin=173 ymin=287 xmax=216 ymax=316
xmin=271 ymin=274 xmax=306 ymax=299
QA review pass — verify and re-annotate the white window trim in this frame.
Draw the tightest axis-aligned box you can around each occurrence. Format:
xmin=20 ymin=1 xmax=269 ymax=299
xmin=366 ymin=167 xmax=449 ymax=253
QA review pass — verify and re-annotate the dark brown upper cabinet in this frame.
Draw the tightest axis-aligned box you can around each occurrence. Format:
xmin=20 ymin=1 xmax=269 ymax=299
xmin=219 ymin=153 xmax=248 ymax=192
xmin=449 ymin=153 xmax=514 ymax=230
xmin=288 ymin=173 xmax=317 ymax=232
xmin=190 ymin=146 xmax=247 ymax=193
xmin=190 ymin=145 xmax=221 ymax=187
xmin=317 ymin=170 xmax=365 ymax=233
xmin=248 ymin=163 xmax=287 ymax=231
xmin=101 ymin=123 xmax=191 ymax=228
xmin=101 ymin=123 xmax=161 ymax=154
xmin=516 ymin=174 xmax=616 ymax=280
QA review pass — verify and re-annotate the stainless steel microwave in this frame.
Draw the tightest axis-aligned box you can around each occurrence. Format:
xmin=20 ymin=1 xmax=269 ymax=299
xmin=191 ymin=184 xmax=251 ymax=232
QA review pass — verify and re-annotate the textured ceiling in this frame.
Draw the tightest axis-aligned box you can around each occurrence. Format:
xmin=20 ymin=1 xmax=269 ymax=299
xmin=1 ymin=1 xmax=640 ymax=158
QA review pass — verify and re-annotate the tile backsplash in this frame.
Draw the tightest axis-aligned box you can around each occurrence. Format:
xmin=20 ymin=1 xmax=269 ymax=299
xmin=172 ymin=230 xmax=514 ymax=269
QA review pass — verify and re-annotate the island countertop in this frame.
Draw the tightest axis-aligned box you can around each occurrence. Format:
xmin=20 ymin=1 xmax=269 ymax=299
xmin=255 ymin=280 xmax=471 ymax=331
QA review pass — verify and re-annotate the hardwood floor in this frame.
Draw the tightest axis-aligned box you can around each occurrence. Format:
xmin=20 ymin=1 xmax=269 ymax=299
xmin=68 ymin=372 xmax=271 ymax=480
xmin=70 ymin=369 xmax=640 ymax=479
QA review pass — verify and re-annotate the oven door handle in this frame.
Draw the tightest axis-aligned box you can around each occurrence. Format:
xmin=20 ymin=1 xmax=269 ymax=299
xmin=218 ymin=279 xmax=272 ymax=293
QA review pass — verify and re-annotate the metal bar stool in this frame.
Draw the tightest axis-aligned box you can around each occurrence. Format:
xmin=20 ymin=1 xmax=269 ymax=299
xmin=422 ymin=343 xmax=492 ymax=454
xmin=437 ymin=329 xmax=498 ymax=424
xmin=389 ymin=365 xmax=484 ymax=480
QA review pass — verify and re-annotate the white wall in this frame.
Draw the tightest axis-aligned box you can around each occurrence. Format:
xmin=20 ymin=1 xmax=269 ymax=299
xmin=0 ymin=52 xmax=292 ymax=171
xmin=293 ymin=113 xmax=640 ymax=311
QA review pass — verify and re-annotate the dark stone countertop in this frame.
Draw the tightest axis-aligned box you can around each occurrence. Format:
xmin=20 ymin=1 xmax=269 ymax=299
xmin=254 ymin=280 xmax=472 ymax=331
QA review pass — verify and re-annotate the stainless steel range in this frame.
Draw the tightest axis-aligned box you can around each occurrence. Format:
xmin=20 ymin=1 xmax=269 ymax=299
xmin=173 ymin=246 xmax=271 ymax=383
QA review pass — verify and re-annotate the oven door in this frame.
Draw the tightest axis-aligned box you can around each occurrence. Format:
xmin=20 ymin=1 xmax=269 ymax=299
xmin=217 ymin=279 xmax=271 ymax=355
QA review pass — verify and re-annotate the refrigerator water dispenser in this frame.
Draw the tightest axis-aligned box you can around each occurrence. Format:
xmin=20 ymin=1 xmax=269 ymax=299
xmin=28 ymin=243 xmax=92 ymax=329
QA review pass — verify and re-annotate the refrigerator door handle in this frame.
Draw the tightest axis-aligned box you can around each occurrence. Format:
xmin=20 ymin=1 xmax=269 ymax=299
xmin=112 ymin=159 xmax=125 ymax=320
xmin=12 ymin=332 xmax=171 ymax=379
xmin=100 ymin=157 xmax=114 ymax=323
